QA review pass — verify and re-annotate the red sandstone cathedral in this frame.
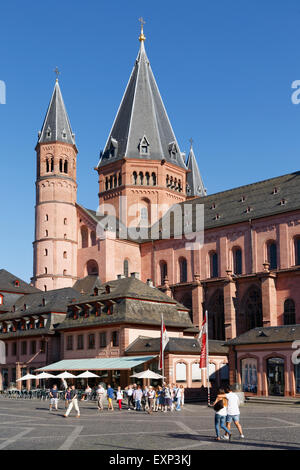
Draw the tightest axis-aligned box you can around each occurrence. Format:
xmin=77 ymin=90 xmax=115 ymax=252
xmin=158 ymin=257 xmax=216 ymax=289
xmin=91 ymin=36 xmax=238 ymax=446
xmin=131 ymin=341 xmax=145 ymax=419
xmin=0 ymin=26 xmax=299 ymax=398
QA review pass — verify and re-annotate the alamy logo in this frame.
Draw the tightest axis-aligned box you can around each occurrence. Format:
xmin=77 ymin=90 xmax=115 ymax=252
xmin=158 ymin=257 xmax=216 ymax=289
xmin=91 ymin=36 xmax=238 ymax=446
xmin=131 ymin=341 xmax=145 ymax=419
xmin=0 ymin=80 xmax=6 ymax=104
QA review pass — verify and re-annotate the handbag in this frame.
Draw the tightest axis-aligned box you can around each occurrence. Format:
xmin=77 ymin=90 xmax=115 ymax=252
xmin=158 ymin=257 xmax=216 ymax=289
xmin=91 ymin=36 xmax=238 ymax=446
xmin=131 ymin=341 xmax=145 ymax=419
xmin=213 ymin=399 xmax=224 ymax=412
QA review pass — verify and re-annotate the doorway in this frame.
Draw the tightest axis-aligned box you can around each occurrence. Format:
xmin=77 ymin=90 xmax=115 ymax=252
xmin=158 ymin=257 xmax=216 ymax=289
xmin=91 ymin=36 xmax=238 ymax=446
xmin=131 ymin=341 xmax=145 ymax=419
xmin=267 ymin=357 xmax=284 ymax=396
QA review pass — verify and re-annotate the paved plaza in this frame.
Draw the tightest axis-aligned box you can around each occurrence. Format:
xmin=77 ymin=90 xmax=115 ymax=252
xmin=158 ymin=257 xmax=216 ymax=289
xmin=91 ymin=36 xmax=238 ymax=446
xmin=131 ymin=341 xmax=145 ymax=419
xmin=0 ymin=398 xmax=299 ymax=450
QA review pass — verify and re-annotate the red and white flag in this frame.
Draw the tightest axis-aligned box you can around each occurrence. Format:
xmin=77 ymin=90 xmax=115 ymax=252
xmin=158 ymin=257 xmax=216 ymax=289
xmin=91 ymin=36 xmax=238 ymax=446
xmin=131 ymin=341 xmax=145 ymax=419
xmin=158 ymin=316 xmax=169 ymax=370
xmin=198 ymin=311 xmax=208 ymax=369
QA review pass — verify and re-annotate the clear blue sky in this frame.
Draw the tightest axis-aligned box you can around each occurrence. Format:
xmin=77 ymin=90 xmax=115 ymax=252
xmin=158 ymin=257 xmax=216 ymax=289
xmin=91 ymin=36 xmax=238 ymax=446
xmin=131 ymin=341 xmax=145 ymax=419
xmin=1 ymin=0 xmax=300 ymax=282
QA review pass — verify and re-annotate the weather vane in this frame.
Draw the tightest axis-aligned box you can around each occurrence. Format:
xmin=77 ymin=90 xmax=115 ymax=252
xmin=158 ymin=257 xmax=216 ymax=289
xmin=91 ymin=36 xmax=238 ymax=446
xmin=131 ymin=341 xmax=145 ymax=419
xmin=54 ymin=66 xmax=60 ymax=81
xmin=189 ymin=138 xmax=194 ymax=148
xmin=138 ymin=17 xmax=146 ymax=42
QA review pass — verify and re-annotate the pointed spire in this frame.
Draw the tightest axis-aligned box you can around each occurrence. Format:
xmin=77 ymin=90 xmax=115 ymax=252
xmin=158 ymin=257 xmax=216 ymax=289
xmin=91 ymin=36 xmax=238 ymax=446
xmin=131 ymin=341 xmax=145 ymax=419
xmin=186 ymin=141 xmax=206 ymax=197
xmin=98 ymin=26 xmax=186 ymax=169
xmin=38 ymin=79 xmax=75 ymax=146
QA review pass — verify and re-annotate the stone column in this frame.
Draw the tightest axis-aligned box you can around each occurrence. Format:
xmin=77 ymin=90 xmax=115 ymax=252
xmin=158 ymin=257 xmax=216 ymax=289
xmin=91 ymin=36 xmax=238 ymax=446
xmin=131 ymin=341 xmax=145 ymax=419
xmin=191 ymin=274 xmax=204 ymax=328
xmin=260 ymin=265 xmax=277 ymax=326
xmin=223 ymin=270 xmax=237 ymax=340
xmin=16 ymin=362 xmax=22 ymax=391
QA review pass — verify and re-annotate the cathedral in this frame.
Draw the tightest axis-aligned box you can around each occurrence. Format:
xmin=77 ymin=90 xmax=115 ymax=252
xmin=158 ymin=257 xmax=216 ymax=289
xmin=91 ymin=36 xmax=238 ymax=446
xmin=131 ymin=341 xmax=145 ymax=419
xmin=0 ymin=25 xmax=300 ymax=397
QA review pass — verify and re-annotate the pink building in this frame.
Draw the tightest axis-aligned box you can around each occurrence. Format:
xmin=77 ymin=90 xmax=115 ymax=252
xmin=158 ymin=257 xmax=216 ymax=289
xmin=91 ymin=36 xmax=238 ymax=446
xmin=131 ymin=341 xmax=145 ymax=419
xmin=0 ymin=26 xmax=300 ymax=397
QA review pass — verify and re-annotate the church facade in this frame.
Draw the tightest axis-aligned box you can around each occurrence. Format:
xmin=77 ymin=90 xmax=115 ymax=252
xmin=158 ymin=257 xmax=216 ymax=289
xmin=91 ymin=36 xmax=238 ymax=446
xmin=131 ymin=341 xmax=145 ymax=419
xmin=0 ymin=27 xmax=300 ymax=396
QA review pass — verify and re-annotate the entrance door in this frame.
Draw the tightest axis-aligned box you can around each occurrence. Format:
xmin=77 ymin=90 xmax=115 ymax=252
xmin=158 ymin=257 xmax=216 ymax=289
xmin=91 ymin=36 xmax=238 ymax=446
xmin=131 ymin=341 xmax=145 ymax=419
xmin=267 ymin=358 xmax=284 ymax=396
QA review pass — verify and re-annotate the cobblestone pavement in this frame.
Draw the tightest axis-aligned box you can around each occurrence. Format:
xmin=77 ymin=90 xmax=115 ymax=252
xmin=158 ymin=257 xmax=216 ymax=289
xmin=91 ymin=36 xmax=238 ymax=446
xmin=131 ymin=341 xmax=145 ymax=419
xmin=0 ymin=398 xmax=299 ymax=450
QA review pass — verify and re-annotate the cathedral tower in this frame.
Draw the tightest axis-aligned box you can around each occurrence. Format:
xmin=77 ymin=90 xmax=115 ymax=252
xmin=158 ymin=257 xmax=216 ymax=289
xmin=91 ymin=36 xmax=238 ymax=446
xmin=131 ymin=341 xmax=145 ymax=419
xmin=32 ymin=78 xmax=78 ymax=291
xmin=96 ymin=24 xmax=188 ymax=227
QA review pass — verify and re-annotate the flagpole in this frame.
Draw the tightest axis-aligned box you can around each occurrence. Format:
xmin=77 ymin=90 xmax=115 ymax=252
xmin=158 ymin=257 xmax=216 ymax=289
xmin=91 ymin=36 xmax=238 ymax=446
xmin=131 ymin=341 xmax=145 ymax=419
xmin=206 ymin=310 xmax=210 ymax=406
xmin=161 ymin=314 xmax=164 ymax=384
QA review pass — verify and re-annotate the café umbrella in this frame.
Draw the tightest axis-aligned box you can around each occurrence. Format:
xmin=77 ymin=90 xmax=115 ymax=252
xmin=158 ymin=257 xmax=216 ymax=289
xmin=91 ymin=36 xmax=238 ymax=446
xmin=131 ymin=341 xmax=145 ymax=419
xmin=34 ymin=371 xmax=56 ymax=389
xmin=16 ymin=373 xmax=37 ymax=382
xmin=55 ymin=371 xmax=77 ymax=379
xmin=76 ymin=370 xmax=100 ymax=386
xmin=130 ymin=369 xmax=164 ymax=379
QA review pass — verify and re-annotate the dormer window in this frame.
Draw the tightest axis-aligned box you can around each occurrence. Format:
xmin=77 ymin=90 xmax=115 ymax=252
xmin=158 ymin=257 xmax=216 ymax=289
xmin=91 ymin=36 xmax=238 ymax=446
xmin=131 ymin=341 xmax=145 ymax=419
xmin=168 ymin=142 xmax=177 ymax=159
xmin=62 ymin=129 xmax=67 ymax=139
xmin=108 ymin=138 xmax=118 ymax=158
xmin=46 ymin=127 xmax=51 ymax=139
xmin=14 ymin=280 xmax=20 ymax=288
xmin=272 ymin=187 xmax=279 ymax=195
xmin=139 ymin=136 xmax=150 ymax=155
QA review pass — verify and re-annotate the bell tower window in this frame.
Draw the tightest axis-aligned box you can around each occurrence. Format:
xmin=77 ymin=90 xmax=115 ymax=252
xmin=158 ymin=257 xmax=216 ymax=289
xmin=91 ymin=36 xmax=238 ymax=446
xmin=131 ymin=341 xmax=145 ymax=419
xmin=168 ymin=142 xmax=178 ymax=159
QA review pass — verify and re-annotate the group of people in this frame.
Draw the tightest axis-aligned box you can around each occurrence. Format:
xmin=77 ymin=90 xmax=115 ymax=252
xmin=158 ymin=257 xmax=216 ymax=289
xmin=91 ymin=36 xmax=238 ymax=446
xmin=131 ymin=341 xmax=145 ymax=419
xmin=49 ymin=382 xmax=185 ymax=416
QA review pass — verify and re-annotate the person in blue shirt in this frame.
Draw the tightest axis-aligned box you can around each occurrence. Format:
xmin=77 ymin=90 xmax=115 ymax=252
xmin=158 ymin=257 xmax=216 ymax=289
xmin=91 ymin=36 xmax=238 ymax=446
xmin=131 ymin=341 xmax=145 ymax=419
xmin=107 ymin=384 xmax=114 ymax=411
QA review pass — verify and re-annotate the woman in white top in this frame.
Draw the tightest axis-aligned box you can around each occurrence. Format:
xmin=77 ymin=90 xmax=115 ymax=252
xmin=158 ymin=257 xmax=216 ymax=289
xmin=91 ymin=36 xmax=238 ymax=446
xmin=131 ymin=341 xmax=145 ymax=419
xmin=116 ymin=387 xmax=123 ymax=411
xmin=212 ymin=388 xmax=232 ymax=441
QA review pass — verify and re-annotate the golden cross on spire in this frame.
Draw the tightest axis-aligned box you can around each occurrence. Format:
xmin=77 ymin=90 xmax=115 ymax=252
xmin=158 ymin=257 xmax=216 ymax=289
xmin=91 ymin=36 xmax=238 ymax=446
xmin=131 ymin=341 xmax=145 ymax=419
xmin=54 ymin=66 xmax=60 ymax=81
xmin=189 ymin=137 xmax=194 ymax=148
xmin=138 ymin=17 xmax=146 ymax=42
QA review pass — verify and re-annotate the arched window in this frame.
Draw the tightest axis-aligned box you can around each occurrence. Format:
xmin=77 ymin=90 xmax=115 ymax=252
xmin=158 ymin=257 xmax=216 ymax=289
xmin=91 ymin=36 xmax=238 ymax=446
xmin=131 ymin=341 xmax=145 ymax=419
xmin=160 ymin=261 xmax=168 ymax=285
xmin=113 ymin=174 xmax=117 ymax=187
xmin=51 ymin=157 xmax=54 ymax=172
xmin=133 ymin=172 xmax=137 ymax=185
xmin=81 ymin=226 xmax=89 ymax=248
xmin=241 ymin=358 xmax=257 ymax=393
xmin=64 ymin=160 xmax=68 ymax=174
xmin=145 ymin=172 xmax=150 ymax=185
xmin=91 ymin=231 xmax=97 ymax=246
xmin=284 ymin=299 xmax=296 ymax=325
xmin=175 ymin=363 xmax=187 ymax=382
xmin=63 ymin=251 xmax=67 ymax=259
xmin=105 ymin=177 xmax=109 ymax=191
xmin=118 ymin=173 xmax=122 ymax=186
xmin=109 ymin=175 xmax=113 ymax=189
xmin=44 ymin=249 xmax=48 ymax=256
xmin=59 ymin=159 xmax=63 ymax=173
xmin=192 ymin=363 xmax=202 ymax=382
xmin=179 ymin=257 xmax=188 ymax=283
xmin=210 ymin=252 xmax=218 ymax=278
xmin=208 ymin=290 xmax=225 ymax=340
xmin=294 ymin=237 xmax=300 ymax=266
xmin=63 ymin=269 xmax=67 ymax=276
xmin=151 ymin=172 xmax=156 ymax=186
xmin=86 ymin=260 xmax=99 ymax=275
xmin=243 ymin=286 xmax=263 ymax=331
xmin=233 ymin=248 xmax=242 ymax=275
xmin=124 ymin=259 xmax=129 ymax=277
xmin=180 ymin=293 xmax=193 ymax=322
xmin=267 ymin=241 xmax=277 ymax=269
xmin=46 ymin=159 xmax=49 ymax=173
xmin=139 ymin=172 xmax=144 ymax=185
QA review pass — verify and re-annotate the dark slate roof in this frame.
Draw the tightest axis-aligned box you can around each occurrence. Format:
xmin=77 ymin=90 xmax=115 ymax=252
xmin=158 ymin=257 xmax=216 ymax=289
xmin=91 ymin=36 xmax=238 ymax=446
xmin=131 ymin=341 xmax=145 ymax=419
xmin=125 ymin=336 xmax=228 ymax=355
xmin=225 ymin=325 xmax=300 ymax=346
xmin=73 ymin=275 xmax=102 ymax=294
xmin=98 ymin=40 xmax=186 ymax=169
xmin=156 ymin=170 xmax=300 ymax=237
xmin=0 ymin=327 xmax=54 ymax=340
xmin=0 ymin=269 xmax=40 ymax=294
xmin=186 ymin=145 xmax=206 ymax=197
xmin=38 ymin=80 xmax=75 ymax=145
xmin=0 ymin=287 xmax=82 ymax=321
xmin=57 ymin=278 xmax=192 ymax=331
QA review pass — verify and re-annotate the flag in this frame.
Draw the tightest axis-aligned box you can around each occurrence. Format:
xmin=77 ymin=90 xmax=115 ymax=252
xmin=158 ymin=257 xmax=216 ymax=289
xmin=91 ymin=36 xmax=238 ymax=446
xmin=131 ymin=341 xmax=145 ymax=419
xmin=198 ymin=311 xmax=208 ymax=369
xmin=158 ymin=316 xmax=169 ymax=370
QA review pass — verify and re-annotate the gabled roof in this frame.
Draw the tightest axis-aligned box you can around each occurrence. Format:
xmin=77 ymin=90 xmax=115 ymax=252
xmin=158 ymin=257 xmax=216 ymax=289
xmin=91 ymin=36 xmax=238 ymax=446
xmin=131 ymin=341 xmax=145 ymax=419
xmin=125 ymin=336 xmax=228 ymax=355
xmin=98 ymin=39 xmax=186 ymax=169
xmin=38 ymin=80 xmax=75 ymax=145
xmin=225 ymin=325 xmax=300 ymax=345
xmin=73 ymin=275 xmax=101 ymax=294
xmin=0 ymin=269 xmax=40 ymax=294
xmin=186 ymin=145 xmax=206 ymax=197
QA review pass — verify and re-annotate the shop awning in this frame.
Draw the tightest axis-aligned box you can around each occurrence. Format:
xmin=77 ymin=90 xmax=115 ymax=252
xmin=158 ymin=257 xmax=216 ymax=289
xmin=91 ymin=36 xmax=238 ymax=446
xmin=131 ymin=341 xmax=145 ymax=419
xmin=35 ymin=355 xmax=157 ymax=372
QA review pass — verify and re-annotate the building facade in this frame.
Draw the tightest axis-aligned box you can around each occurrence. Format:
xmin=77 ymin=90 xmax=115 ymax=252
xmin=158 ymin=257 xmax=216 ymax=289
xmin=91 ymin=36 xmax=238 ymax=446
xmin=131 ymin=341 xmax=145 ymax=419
xmin=0 ymin=26 xmax=300 ymax=396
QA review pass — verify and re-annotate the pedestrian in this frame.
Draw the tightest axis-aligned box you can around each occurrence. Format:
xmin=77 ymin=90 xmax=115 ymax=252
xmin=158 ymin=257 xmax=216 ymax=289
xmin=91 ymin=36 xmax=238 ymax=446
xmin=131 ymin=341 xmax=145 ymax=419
xmin=84 ymin=384 xmax=92 ymax=401
xmin=142 ymin=385 xmax=149 ymax=411
xmin=64 ymin=386 xmax=72 ymax=409
xmin=218 ymin=385 xmax=244 ymax=439
xmin=64 ymin=385 xmax=80 ymax=418
xmin=163 ymin=383 xmax=172 ymax=412
xmin=147 ymin=386 xmax=155 ymax=414
xmin=180 ymin=385 xmax=185 ymax=407
xmin=126 ymin=384 xmax=134 ymax=411
xmin=133 ymin=385 xmax=143 ymax=411
xmin=116 ymin=386 xmax=123 ymax=411
xmin=49 ymin=384 xmax=59 ymax=412
xmin=175 ymin=384 xmax=182 ymax=411
xmin=96 ymin=384 xmax=106 ymax=411
xmin=212 ymin=388 xmax=232 ymax=441
xmin=107 ymin=384 xmax=114 ymax=411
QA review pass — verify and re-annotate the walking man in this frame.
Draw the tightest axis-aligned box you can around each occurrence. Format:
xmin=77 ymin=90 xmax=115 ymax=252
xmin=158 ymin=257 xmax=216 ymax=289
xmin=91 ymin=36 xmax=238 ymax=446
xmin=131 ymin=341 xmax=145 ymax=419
xmin=107 ymin=384 xmax=114 ymax=411
xmin=96 ymin=384 xmax=105 ymax=411
xmin=219 ymin=385 xmax=244 ymax=439
xmin=126 ymin=385 xmax=134 ymax=410
xmin=64 ymin=385 xmax=80 ymax=418
xmin=49 ymin=384 xmax=59 ymax=412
